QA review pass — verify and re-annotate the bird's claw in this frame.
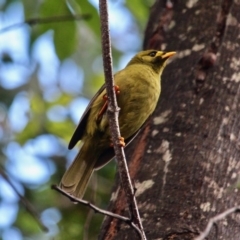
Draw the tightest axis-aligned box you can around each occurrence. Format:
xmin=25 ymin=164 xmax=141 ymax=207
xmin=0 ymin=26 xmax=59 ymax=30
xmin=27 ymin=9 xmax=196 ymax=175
xmin=114 ymin=85 xmax=120 ymax=94
xmin=110 ymin=137 xmax=125 ymax=147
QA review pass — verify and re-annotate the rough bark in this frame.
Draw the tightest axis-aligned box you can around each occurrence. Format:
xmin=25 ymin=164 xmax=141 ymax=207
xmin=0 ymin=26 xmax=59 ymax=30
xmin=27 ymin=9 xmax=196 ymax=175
xmin=100 ymin=0 xmax=240 ymax=239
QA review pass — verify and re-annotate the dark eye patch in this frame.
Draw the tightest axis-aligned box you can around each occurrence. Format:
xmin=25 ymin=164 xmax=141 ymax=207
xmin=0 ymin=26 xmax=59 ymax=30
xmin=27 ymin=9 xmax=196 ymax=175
xmin=149 ymin=51 xmax=157 ymax=57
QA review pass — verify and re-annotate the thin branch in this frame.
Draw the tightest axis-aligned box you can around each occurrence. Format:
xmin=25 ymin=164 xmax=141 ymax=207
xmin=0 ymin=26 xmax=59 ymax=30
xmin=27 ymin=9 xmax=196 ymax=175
xmin=99 ymin=0 xmax=146 ymax=239
xmin=0 ymin=167 xmax=48 ymax=232
xmin=194 ymin=206 xmax=240 ymax=240
xmin=51 ymin=185 xmax=142 ymax=236
xmin=0 ymin=14 xmax=91 ymax=34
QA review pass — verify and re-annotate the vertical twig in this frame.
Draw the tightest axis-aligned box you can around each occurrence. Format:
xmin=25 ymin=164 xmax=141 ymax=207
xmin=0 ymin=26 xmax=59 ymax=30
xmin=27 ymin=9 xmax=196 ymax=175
xmin=98 ymin=0 xmax=146 ymax=239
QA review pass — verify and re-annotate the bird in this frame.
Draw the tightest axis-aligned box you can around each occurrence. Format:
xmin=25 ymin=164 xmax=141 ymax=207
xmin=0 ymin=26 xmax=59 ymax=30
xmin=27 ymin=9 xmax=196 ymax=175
xmin=60 ymin=50 xmax=176 ymax=198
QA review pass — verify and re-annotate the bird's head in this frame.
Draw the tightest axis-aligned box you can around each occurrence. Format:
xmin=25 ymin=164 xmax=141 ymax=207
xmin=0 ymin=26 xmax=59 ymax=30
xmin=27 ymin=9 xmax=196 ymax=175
xmin=127 ymin=50 xmax=176 ymax=74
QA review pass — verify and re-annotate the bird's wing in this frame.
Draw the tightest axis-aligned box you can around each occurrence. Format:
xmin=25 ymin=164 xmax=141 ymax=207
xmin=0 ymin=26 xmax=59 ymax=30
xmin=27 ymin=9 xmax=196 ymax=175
xmin=68 ymin=84 xmax=106 ymax=149
xmin=69 ymin=78 xmax=151 ymax=168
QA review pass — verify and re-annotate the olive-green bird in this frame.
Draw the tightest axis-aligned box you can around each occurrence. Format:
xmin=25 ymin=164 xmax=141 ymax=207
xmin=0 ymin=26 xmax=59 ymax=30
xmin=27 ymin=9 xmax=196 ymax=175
xmin=60 ymin=50 xmax=176 ymax=198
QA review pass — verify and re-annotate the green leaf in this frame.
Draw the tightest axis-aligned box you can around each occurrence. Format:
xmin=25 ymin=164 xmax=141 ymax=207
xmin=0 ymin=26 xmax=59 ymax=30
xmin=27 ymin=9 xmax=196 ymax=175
xmin=16 ymin=94 xmax=46 ymax=144
xmin=54 ymin=22 xmax=76 ymax=60
xmin=46 ymin=93 xmax=74 ymax=107
xmin=22 ymin=0 xmax=41 ymax=18
xmin=33 ymin=0 xmax=77 ymax=60
xmin=125 ymin=0 xmax=152 ymax=30
xmin=16 ymin=120 xmax=43 ymax=144
xmin=15 ymin=208 xmax=41 ymax=235
xmin=74 ymin=0 xmax=100 ymax=37
xmin=45 ymin=119 xmax=75 ymax=142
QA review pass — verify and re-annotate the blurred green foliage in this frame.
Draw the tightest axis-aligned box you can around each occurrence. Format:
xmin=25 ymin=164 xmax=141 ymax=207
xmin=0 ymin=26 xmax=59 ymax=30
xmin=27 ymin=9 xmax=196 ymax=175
xmin=0 ymin=0 xmax=151 ymax=239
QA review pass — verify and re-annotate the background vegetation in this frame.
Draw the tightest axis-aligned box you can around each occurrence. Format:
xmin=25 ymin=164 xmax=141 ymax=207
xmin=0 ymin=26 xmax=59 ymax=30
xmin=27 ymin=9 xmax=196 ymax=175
xmin=0 ymin=0 xmax=153 ymax=239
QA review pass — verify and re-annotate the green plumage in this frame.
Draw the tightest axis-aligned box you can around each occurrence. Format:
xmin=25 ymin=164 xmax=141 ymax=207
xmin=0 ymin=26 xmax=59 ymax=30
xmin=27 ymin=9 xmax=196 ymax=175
xmin=60 ymin=50 xmax=176 ymax=198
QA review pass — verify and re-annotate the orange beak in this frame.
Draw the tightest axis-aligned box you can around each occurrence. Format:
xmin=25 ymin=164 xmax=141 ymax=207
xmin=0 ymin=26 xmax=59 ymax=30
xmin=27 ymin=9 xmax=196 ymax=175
xmin=162 ymin=51 xmax=176 ymax=59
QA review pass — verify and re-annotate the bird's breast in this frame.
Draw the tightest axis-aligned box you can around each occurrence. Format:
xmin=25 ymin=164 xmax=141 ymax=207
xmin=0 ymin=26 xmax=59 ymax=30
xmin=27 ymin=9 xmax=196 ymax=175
xmin=116 ymin=69 xmax=161 ymax=139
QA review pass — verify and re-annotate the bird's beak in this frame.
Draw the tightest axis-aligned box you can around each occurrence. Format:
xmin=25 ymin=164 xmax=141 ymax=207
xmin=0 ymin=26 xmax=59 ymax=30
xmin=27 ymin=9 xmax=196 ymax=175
xmin=162 ymin=51 xmax=176 ymax=59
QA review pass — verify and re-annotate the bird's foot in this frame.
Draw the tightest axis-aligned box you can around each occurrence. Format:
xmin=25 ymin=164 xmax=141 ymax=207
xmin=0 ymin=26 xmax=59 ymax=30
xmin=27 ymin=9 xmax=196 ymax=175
xmin=118 ymin=136 xmax=125 ymax=147
xmin=114 ymin=85 xmax=120 ymax=94
xmin=110 ymin=136 xmax=126 ymax=147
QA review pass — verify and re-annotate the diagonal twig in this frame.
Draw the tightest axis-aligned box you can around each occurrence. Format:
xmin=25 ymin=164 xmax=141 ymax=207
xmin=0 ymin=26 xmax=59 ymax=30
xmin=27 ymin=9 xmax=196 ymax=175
xmin=0 ymin=167 xmax=48 ymax=232
xmin=194 ymin=206 xmax=240 ymax=240
xmin=51 ymin=185 xmax=142 ymax=236
xmin=0 ymin=14 xmax=91 ymax=34
xmin=99 ymin=0 xmax=146 ymax=239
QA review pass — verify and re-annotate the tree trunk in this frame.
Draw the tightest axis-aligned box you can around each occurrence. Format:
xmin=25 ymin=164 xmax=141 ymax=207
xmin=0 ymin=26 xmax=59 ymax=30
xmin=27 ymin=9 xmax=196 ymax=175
xmin=100 ymin=0 xmax=240 ymax=239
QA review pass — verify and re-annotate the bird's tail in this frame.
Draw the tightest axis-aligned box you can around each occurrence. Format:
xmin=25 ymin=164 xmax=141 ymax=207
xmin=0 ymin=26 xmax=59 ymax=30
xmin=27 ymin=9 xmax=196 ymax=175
xmin=60 ymin=139 xmax=99 ymax=199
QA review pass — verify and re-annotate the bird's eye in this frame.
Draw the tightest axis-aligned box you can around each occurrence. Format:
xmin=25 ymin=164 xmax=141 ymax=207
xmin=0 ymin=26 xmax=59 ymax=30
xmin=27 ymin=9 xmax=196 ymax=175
xmin=149 ymin=51 xmax=157 ymax=57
